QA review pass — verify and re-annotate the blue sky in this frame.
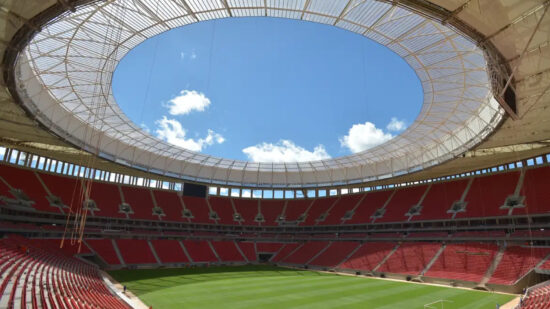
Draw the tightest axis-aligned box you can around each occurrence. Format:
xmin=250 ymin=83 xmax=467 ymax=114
xmin=113 ymin=17 xmax=422 ymax=162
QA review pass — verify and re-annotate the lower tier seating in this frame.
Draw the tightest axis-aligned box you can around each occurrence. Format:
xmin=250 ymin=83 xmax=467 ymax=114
xmin=0 ymin=235 xmax=129 ymax=309
xmin=489 ymin=246 xmax=550 ymax=285
xmin=377 ymin=242 xmax=441 ymax=275
xmin=339 ymin=242 xmax=396 ymax=271
xmin=425 ymin=243 xmax=498 ymax=282
xmin=519 ymin=281 xmax=550 ymax=309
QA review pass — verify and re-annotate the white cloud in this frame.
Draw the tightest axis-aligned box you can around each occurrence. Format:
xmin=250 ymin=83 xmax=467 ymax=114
xmin=165 ymin=90 xmax=211 ymax=116
xmin=180 ymin=50 xmax=197 ymax=60
xmin=243 ymin=140 xmax=331 ymax=163
xmin=386 ymin=117 xmax=406 ymax=132
xmin=340 ymin=122 xmax=393 ymax=153
xmin=140 ymin=123 xmax=151 ymax=133
xmin=155 ymin=116 xmax=224 ymax=152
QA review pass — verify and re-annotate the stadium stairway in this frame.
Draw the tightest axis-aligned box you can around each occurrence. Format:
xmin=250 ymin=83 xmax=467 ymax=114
xmin=477 ymin=245 xmax=506 ymax=289
xmin=418 ymin=243 xmax=447 ymax=279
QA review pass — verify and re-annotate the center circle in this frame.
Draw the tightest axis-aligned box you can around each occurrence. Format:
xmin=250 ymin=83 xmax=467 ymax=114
xmin=112 ymin=17 xmax=422 ymax=162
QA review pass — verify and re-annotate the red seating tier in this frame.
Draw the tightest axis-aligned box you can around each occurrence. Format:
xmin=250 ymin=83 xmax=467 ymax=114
xmin=260 ymin=200 xmax=285 ymax=226
xmin=86 ymin=239 xmax=122 ymax=265
xmin=257 ymin=242 xmax=283 ymax=253
xmin=346 ymin=191 xmax=392 ymax=224
xmin=88 ymin=181 xmax=126 ymax=218
xmin=309 ymin=241 xmax=360 ymax=267
xmin=211 ymin=241 xmax=245 ymax=262
xmin=518 ymin=166 xmax=550 ymax=215
xmin=300 ymin=198 xmax=336 ymax=226
xmin=489 ymin=246 xmax=550 ymax=285
xmin=413 ymin=180 xmax=469 ymax=221
xmin=38 ymin=238 xmax=92 ymax=256
xmin=319 ymin=195 xmax=363 ymax=225
xmin=183 ymin=196 xmax=213 ymax=223
xmin=284 ymin=200 xmax=311 ymax=222
xmin=181 ymin=240 xmax=218 ymax=263
xmin=539 ymin=259 xmax=550 ymax=270
xmin=426 ymin=243 xmax=498 ymax=282
xmin=378 ymin=185 xmax=428 ymax=222
xmin=378 ymin=242 xmax=441 ymax=275
xmin=271 ymin=243 xmax=300 ymax=262
xmin=115 ymin=239 xmax=157 ymax=264
xmin=150 ymin=239 xmax=189 ymax=264
xmin=237 ymin=242 xmax=257 ymax=262
xmin=281 ymin=241 xmax=330 ymax=264
xmin=152 ymin=190 xmax=186 ymax=222
xmin=0 ymin=235 xmax=129 ymax=309
xmin=456 ymin=172 xmax=519 ymax=219
xmin=339 ymin=242 xmax=396 ymax=271
xmin=233 ymin=198 xmax=259 ymax=225
xmin=1 ymin=165 xmax=62 ymax=213
xmin=209 ymin=197 xmax=235 ymax=225
xmin=120 ymin=187 xmax=156 ymax=220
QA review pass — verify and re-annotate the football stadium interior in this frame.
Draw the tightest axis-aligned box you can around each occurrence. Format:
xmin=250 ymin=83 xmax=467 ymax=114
xmin=1 ymin=0 xmax=550 ymax=308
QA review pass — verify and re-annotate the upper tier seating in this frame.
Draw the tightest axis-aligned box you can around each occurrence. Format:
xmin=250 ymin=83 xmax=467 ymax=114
xmin=120 ymin=187 xmax=156 ymax=220
xmin=378 ymin=186 xmax=428 ymax=222
xmin=518 ymin=166 xmax=550 ymax=216
xmin=425 ymin=243 xmax=498 ymax=282
xmin=233 ymin=199 xmax=259 ymax=225
xmin=0 ymin=235 xmax=129 ymax=309
xmin=319 ymin=195 xmax=363 ymax=225
xmin=0 ymin=164 xmax=62 ymax=213
xmin=283 ymin=199 xmax=311 ymax=223
xmin=412 ymin=180 xmax=469 ymax=221
xmin=377 ymin=242 xmax=441 ymax=275
xmin=260 ymin=200 xmax=285 ymax=226
xmin=152 ymin=190 xmax=186 ymax=222
xmin=88 ymin=181 xmax=126 ymax=218
xmin=3 ymin=163 xmax=550 ymax=226
xmin=489 ymin=246 xmax=550 ymax=285
xmin=182 ymin=196 xmax=212 ymax=223
xmin=346 ymin=191 xmax=392 ymax=224
xmin=208 ymin=197 xmax=235 ymax=225
xmin=301 ymin=198 xmax=336 ymax=226
xmin=339 ymin=242 xmax=396 ymax=271
xmin=456 ymin=172 xmax=519 ymax=219
xmin=309 ymin=241 xmax=360 ymax=267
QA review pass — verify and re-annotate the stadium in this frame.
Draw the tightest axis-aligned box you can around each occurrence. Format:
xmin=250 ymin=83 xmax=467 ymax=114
xmin=0 ymin=0 xmax=549 ymax=308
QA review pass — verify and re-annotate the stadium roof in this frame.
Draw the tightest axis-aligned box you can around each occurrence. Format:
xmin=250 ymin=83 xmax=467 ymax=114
xmin=1 ymin=0 xmax=549 ymax=188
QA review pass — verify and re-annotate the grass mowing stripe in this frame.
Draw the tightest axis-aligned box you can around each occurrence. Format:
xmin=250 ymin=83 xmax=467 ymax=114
xmin=234 ymin=276 xmax=391 ymax=308
xmin=109 ymin=265 xmax=515 ymax=309
xmin=169 ymin=275 xmax=342 ymax=300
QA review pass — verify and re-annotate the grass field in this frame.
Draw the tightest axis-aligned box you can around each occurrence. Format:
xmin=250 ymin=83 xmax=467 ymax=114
xmin=109 ymin=265 xmax=515 ymax=309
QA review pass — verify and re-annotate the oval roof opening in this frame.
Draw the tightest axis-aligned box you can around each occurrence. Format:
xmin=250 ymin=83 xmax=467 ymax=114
xmin=113 ymin=17 xmax=422 ymax=162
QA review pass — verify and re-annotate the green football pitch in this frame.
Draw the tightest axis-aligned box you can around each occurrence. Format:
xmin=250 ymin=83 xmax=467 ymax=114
xmin=109 ymin=265 xmax=515 ymax=309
